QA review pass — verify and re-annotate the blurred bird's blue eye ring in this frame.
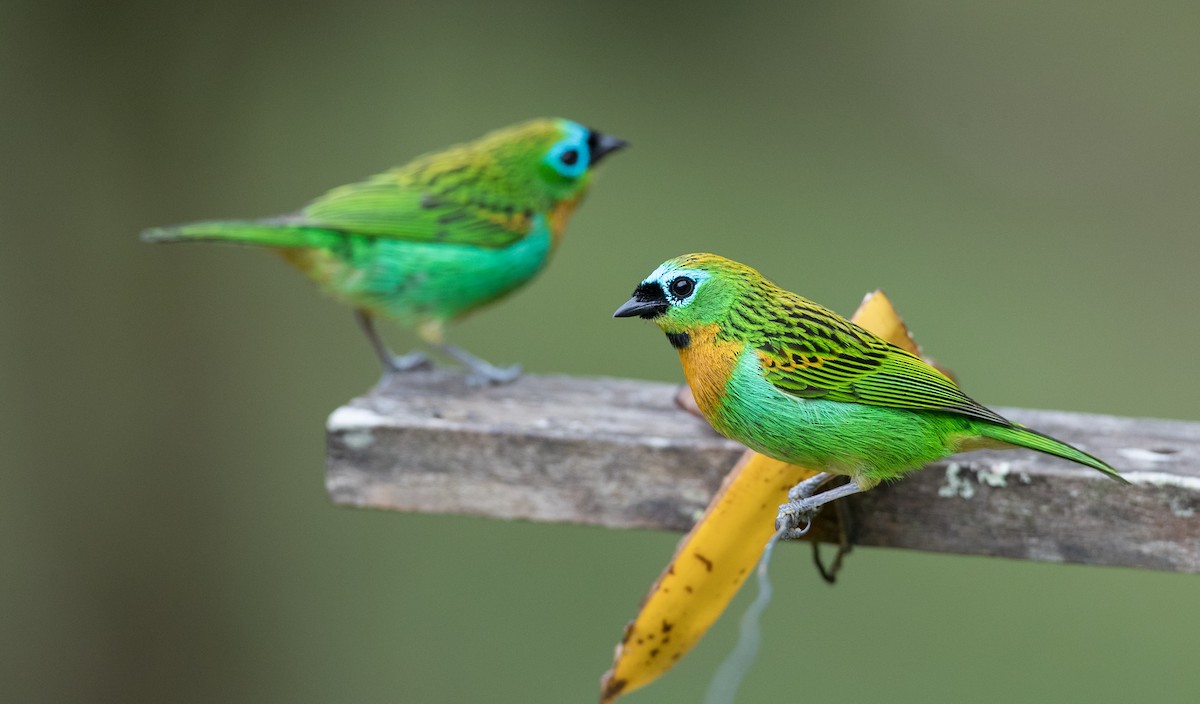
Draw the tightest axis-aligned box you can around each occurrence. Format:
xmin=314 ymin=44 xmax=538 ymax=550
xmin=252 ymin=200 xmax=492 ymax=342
xmin=546 ymin=137 xmax=589 ymax=178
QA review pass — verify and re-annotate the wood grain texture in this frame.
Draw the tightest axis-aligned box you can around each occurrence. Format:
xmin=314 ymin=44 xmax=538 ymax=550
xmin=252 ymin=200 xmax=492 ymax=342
xmin=327 ymin=370 xmax=1200 ymax=572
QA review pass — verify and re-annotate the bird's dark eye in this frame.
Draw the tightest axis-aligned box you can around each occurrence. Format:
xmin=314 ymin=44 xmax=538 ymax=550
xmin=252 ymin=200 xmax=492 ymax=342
xmin=669 ymin=277 xmax=695 ymax=299
xmin=560 ymin=149 xmax=579 ymax=166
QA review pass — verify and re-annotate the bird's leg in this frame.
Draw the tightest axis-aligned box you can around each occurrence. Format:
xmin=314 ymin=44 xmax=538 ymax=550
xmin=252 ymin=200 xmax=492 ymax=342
xmin=775 ymin=480 xmax=865 ymax=541
xmin=811 ymin=498 xmax=856 ymax=584
xmin=354 ymin=309 xmax=430 ymax=373
xmin=787 ymin=472 xmax=835 ymax=502
xmin=416 ymin=319 xmax=521 ymax=385
xmin=438 ymin=344 xmax=522 ymax=385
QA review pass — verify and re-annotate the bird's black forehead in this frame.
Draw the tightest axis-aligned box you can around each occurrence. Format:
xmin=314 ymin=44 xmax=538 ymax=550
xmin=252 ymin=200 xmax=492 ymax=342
xmin=633 ymin=281 xmax=667 ymax=302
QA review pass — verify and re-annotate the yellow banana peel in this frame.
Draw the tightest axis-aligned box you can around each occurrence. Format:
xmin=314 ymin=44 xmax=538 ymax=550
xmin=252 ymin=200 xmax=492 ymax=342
xmin=600 ymin=290 xmax=920 ymax=702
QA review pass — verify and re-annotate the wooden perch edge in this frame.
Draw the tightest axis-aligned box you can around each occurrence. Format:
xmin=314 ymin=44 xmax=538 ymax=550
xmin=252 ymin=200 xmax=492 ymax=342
xmin=327 ymin=370 xmax=1200 ymax=573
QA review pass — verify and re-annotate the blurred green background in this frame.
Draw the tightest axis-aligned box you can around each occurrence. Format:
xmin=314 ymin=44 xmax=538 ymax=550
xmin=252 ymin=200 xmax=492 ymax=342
xmin=3 ymin=2 xmax=1198 ymax=702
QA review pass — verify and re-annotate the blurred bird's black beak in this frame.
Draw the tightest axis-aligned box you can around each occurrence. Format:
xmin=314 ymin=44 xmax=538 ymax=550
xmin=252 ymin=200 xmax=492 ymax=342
xmin=588 ymin=129 xmax=628 ymax=166
xmin=613 ymin=282 xmax=668 ymax=319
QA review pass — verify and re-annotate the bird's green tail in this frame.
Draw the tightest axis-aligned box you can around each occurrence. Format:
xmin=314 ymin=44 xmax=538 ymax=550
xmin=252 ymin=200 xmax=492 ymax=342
xmin=979 ymin=424 xmax=1127 ymax=483
xmin=141 ymin=219 xmax=341 ymax=250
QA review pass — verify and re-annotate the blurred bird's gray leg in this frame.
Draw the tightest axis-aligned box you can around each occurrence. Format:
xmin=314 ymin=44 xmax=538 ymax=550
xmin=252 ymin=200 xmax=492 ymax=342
xmin=438 ymin=343 xmax=522 ymax=385
xmin=354 ymin=309 xmax=430 ymax=373
xmin=388 ymin=351 xmax=432 ymax=372
xmin=776 ymin=481 xmax=864 ymax=541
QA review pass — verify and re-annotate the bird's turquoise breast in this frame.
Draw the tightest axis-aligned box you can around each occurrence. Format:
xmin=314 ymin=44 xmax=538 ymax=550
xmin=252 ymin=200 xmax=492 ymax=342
xmin=714 ymin=349 xmax=961 ymax=483
xmin=302 ymin=216 xmax=554 ymax=323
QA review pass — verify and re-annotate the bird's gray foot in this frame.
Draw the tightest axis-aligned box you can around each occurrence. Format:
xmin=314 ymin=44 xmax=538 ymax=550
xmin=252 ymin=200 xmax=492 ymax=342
xmin=464 ymin=361 xmax=522 ymax=386
xmin=356 ymin=309 xmax=433 ymax=375
xmin=438 ymin=344 xmax=522 ymax=386
xmin=775 ymin=480 xmax=865 ymax=541
xmin=385 ymin=351 xmax=433 ymax=374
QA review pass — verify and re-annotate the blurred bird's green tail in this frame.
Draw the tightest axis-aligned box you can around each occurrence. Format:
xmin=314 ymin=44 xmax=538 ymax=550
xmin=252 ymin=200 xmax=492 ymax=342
xmin=980 ymin=423 xmax=1127 ymax=483
xmin=141 ymin=219 xmax=341 ymax=250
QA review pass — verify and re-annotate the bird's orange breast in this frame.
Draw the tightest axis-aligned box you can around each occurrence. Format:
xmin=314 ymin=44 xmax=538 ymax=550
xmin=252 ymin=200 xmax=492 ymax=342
xmin=547 ymin=194 xmax=583 ymax=247
xmin=676 ymin=324 xmax=744 ymax=419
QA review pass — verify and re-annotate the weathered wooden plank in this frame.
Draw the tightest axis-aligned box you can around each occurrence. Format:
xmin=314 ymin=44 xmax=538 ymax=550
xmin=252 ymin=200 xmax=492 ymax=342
xmin=326 ymin=370 xmax=1200 ymax=572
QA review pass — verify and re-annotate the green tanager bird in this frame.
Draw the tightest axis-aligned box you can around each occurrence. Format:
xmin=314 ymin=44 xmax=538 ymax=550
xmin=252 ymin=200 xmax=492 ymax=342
xmin=144 ymin=118 xmax=626 ymax=383
xmin=614 ymin=253 xmax=1126 ymax=537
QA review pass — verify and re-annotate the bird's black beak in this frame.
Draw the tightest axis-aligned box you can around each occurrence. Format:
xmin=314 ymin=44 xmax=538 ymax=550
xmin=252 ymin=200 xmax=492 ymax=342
xmin=613 ymin=282 xmax=668 ymax=319
xmin=588 ymin=129 xmax=628 ymax=166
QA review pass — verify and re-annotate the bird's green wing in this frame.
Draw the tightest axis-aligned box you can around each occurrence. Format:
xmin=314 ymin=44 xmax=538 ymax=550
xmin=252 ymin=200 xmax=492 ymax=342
xmin=754 ymin=295 xmax=1010 ymax=425
xmin=299 ymin=170 xmax=536 ymax=249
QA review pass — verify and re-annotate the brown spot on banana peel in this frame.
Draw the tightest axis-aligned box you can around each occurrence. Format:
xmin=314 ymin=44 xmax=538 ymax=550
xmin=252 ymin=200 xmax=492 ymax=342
xmin=600 ymin=677 xmax=626 ymax=703
xmin=599 ymin=291 xmax=920 ymax=704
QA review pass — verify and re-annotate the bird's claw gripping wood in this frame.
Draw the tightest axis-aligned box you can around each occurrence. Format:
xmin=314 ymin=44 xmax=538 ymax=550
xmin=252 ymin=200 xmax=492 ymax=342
xmin=439 ymin=344 xmax=523 ymax=386
xmin=776 ymin=481 xmax=866 ymax=540
xmin=386 ymin=351 xmax=434 ymax=373
xmin=355 ymin=310 xmax=432 ymax=374
xmin=777 ymin=472 xmax=866 ymax=542
xmin=464 ymin=363 xmax=522 ymax=386
xmin=775 ymin=473 xmax=830 ymax=538
xmin=358 ymin=308 xmax=517 ymax=383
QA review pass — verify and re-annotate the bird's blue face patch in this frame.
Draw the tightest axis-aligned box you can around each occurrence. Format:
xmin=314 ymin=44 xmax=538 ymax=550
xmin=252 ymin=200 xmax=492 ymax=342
xmin=544 ymin=121 xmax=591 ymax=179
xmin=644 ymin=265 xmax=712 ymax=307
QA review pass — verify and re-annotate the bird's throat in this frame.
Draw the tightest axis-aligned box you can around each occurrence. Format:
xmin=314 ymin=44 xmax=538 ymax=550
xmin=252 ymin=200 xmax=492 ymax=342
xmin=675 ymin=324 xmax=743 ymax=420
xmin=548 ymin=194 xmax=584 ymax=248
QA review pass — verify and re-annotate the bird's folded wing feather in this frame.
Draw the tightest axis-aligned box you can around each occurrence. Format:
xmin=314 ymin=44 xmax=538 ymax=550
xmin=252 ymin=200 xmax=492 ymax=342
xmin=299 ymin=171 xmax=534 ymax=249
xmin=755 ymin=296 xmax=1010 ymax=425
